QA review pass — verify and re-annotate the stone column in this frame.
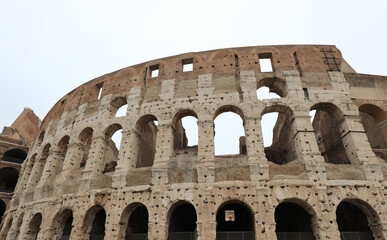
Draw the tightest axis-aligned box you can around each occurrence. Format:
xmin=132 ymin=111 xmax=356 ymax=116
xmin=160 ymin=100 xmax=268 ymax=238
xmin=62 ymin=140 xmax=83 ymax=171
xmin=38 ymin=145 xmax=62 ymax=184
xmin=196 ymin=115 xmax=215 ymax=183
xmin=25 ymin=152 xmax=45 ymax=189
xmin=339 ymin=115 xmax=383 ymax=180
xmin=82 ymin=135 xmax=108 ymax=178
xmin=292 ymin=113 xmax=327 ymax=181
xmin=152 ymin=121 xmax=173 ymax=185
xmin=244 ymin=115 xmax=268 ymax=181
xmin=112 ymin=127 xmax=138 ymax=188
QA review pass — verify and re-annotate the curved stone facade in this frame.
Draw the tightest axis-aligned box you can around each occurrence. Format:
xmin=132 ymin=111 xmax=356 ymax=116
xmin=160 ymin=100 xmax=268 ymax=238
xmin=1 ymin=45 xmax=387 ymax=240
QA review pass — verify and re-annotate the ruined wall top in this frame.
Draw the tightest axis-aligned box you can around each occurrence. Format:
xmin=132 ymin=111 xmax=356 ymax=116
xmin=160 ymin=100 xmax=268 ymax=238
xmin=41 ymin=45 xmax=346 ymax=129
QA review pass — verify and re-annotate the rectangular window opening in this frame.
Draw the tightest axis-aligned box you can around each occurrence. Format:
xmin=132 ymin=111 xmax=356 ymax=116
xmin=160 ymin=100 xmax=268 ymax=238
xmin=150 ymin=64 xmax=159 ymax=78
xmin=182 ymin=58 xmax=194 ymax=72
xmin=259 ymin=53 xmax=273 ymax=72
xmin=96 ymin=82 xmax=104 ymax=100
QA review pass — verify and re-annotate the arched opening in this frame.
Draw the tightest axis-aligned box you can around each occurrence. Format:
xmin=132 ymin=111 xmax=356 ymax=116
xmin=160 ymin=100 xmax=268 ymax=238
xmin=78 ymin=128 xmax=93 ymax=168
xmin=216 ymin=201 xmax=255 ymax=240
xmin=173 ymin=110 xmax=198 ymax=151
xmin=111 ymin=96 xmax=128 ymax=118
xmin=261 ymin=105 xmax=297 ymax=165
xmin=56 ymin=136 xmax=70 ymax=174
xmin=257 ymin=77 xmax=288 ymax=99
xmin=358 ymin=104 xmax=387 ymax=160
xmin=214 ymin=106 xmax=246 ymax=156
xmin=0 ymin=167 xmax=19 ymax=193
xmin=2 ymin=149 xmax=27 ymax=163
xmin=119 ymin=203 xmax=149 ymax=240
xmin=28 ymin=144 xmax=50 ymax=187
xmin=20 ymin=154 xmax=37 ymax=189
xmin=52 ymin=209 xmax=73 ymax=240
xmin=36 ymin=131 xmax=45 ymax=146
xmin=168 ymin=201 xmax=197 ymax=240
xmin=135 ymin=115 xmax=158 ymax=168
xmin=0 ymin=200 xmax=5 ymax=224
xmin=310 ymin=103 xmax=350 ymax=164
xmin=336 ymin=201 xmax=378 ymax=240
xmin=26 ymin=213 xmax=42 ymax=240
xmin=84 ymin=205 xmax=106 ymax=239
xmin=275 ymin=202 xmax=315 ymax=240
xmin=103 ymin=124 xmax=123 ymax=173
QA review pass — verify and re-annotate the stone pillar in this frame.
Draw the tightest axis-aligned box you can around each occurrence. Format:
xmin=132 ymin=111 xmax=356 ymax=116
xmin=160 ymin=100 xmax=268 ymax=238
xmin=39 ymin=145 xmax=62 ymax=184
xmin=112 ymin=127 xmax=138 ymax=188
xmin=292 ymin=113 xmax=327 ymax=181
xmin=148 ymin=194 xmax=167 ymax=240
xmin=62 ymin=140 xmax=83 ymax=171
xmin=244 ymin=115 xmax=268 ymax=181
xmin=25 ymin=153 xmax=45 ymax=189
xmin=196 ymin=115 xmax=215 ymax=183
xmin=152 ymin=121 xmax=173 ymax=185
xmin=82 ymin=135 xmax=108 ymax=178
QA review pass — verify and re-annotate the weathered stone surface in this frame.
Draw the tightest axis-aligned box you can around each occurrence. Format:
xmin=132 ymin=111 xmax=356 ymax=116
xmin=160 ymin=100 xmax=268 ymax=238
xmin=1 ymin=45 xmax=387 ymax=240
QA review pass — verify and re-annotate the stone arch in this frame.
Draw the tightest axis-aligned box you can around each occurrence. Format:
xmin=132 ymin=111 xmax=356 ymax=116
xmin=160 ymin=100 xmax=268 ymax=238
xmin=216 ymin=200 xmax=255 ymax=240
xmin=78 ymin=127 xmax=94 ymax=168
xmin=2 ymin=148 xmax=27 ymax=163
xmin=83 ymin=205 xmax=106 ymax=239
xmin=257 ymin=77 xmax=288 ymax=98
xmin=51 ymin=208 xmax=73 ymax=239
xmin=172 ymin=109 xmax=198 ymax=150
xmin=358 ymin=104 xmax=387 ymax=160
xmin=135 ymin=114 xmax=158 ymax=168
xmin=56 ymin=135 xmax=70 ymax=174
xmin=118 ymin=202 xmax=149 ymax=240
xmin=102 ymin=123 xmax=123 ymax=173
xmin=310 ymin=102 xmax=351 ymax=164
xmin=0 ymin=167 xmax=19 ymax=193
xmin=111 ymin=96 xmax=128 ymax=118
xmin=261 ymin=104 xmax=298 ymax=164
xmin=36 ymin=131 xmax=45 ymax=147
xmin=336 ymin=198 xmax=383 ymax=240
xmin=275 ymin=198 xmax=318 ymax=239
xmin=167 ymin=200 xmax=197 ymax=240
xmin=25 ymin=212 xmax=42 ymax=240
xmin=213 ymin=105 xmax=246 ymax=155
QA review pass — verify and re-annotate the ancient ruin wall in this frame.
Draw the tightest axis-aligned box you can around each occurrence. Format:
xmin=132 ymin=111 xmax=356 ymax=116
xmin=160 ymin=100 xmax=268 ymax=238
xmin=1 ymin=45 xmax=387 ymax=240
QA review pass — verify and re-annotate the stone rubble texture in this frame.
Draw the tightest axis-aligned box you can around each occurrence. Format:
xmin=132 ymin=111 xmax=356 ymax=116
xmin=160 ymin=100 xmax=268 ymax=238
xmin=0 ymin=45 xmax=386 ymax=239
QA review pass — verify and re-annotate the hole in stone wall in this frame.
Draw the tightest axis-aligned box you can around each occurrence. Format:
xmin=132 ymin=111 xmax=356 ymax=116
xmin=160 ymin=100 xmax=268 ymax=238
xmin=183 ymin=58 xmax=194 ymax=72
xmin=103 ymin=124 xmax=122 ymax=173
xmin=256 ymin=86 xmax=281 ymax=100
xmin=275 ymin=202 xmax=315 ymax=238
xmin=168 ymin=202 xmax=197 ymax=238
xmin=262 ymin=107 xmax=296 ymax=165
xmin=150 ymin=64 xmax=159 ymax=78
xmin=61 ymin=211 xmax=73 ymax=238
xmin=214 ymin=111 xmax=245 ymax=156
xmin=27 ymin=213 xmax=42 ymax=240
xmin=126 ymin=205 xmax=149 ymax=239
xmin=311 ymin=103 xmax=351 ymax=164
xmin=78 ymin=128 xmax=93 ymax=168
xmin=259 ymin=53 xmax=273 ymax=72
xmin=2 ymin=149 xmax=27 ymax=163
xmin=96 ymin=82 xmax=104 ymax=100
xmin=0 ymin=167 xmax=19 ymax=193
xmin=358 ymin=104 xmax=387 ymax=160
xmin=136 ymin=115 xmax=158 ymax=168
xmin=309 ymin=110 xmax=316 ymax=123
xmin=336 ymin=202 xmax=374 ymax=239
xmin=115 ymin=105 xmax=127 ymax=117
xmin=173 ymin=110 xmax=198 ymax=151
xmin=56 ymin=136 xmax=69 ymax=174
xmin=216 ymin=201 xmax=255 ymax=239
xmin=90 ymin=209 xmax=106 ymax=239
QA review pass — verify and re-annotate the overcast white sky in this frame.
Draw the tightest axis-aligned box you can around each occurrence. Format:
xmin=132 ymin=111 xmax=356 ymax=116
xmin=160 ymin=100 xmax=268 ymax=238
xmin=1 ymin=0 xmax=386 ymax=153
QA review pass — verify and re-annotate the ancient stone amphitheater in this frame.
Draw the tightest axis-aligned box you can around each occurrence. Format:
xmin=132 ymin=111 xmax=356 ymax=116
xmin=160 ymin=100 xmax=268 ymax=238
xmin=0 ymin=45 xmax=386 ymax=240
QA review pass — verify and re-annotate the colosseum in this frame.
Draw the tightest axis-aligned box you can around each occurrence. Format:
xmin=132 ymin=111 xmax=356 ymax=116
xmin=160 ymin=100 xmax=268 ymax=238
xmin=0 ymin=45 xmax=386 ymax=240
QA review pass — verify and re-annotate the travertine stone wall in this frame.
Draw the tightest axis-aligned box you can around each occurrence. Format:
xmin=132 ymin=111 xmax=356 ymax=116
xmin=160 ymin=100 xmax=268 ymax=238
xmin=1 ymin=45 xmax=387 ymax=240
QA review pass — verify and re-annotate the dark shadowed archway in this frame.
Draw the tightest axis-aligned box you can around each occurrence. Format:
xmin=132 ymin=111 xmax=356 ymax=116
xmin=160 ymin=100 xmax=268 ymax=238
xmin=216 ymin=201 xmax=255 ymax=240
xmin=168 ymin=201 xmax=197 ymax=240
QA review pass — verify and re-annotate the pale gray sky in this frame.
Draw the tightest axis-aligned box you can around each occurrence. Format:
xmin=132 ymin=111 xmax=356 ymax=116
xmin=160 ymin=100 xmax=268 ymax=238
xmin=1 ymin=0 xmax=386 ymax=153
